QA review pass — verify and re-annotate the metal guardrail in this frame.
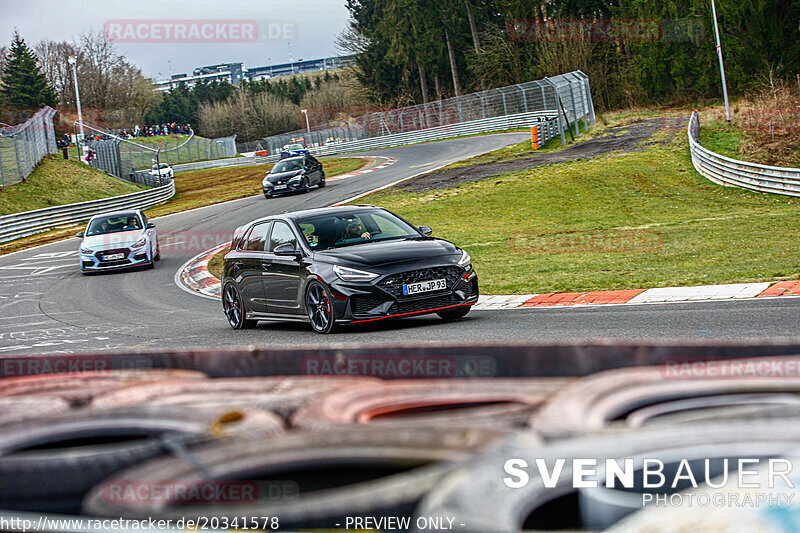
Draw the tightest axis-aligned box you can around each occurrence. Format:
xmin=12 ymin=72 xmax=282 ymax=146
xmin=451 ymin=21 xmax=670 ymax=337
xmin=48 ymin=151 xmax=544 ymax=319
xmin=256 ymin=70 xmax=593 ymax=156
xmin=0 ymin=181 xmax=176 ymax=243
xmin=688 ymin=111 xmax=800 ymax=197
xmin=174 ymin=111 xmax=561 ymax=173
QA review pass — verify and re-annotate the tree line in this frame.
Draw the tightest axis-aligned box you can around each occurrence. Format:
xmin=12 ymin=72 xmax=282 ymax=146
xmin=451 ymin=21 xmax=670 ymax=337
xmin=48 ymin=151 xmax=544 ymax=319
xmin=0 ymin=28 xmax=368 ymax=142
xmin=340 ymin=0 xmax=800 ymax=110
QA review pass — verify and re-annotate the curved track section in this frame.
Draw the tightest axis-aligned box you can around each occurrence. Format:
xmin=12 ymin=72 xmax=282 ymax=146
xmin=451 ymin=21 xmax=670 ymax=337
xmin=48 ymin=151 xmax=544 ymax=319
xmin=0 ymin=133 xmax=798 ymax=355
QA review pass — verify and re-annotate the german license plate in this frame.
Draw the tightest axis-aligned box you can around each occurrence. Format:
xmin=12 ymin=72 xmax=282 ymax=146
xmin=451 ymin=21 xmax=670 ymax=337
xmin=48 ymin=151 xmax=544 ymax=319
xmin=103 ymin=253 xmax=124 ymax=261
xmin=403 ymin=278 xmax=446 ymax=295
xmin=274 ymin=184 xmax=287 ymax=190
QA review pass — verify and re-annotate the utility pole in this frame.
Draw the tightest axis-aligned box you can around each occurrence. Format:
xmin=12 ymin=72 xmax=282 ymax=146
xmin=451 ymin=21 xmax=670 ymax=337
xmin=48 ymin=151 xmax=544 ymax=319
xmin=68 ymin=55 xmax=85 ymax=160
xmin=711 ymin=0 xmax=731 ymax=122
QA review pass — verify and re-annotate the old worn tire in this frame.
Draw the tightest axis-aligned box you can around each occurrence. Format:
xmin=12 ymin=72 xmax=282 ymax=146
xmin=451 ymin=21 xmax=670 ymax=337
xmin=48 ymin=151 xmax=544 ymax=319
xmin=0 ymin=406 xmax=283 ymax=514
xmin=91 ymin=376 xmax=381 ymax=419
xmin=531 ymin=363 xmax=800 ymax=439
xmin=291 ymin=378 xmax=571 ymax=430
xmin=0 ymin=369 xmax=207 ymax=407
xmin=83 ymin=425 xmax=518 ymax=530
xmin=0 ymin=397 xmax=71 ymax=425
xmin=412 ymin=421 xmax=800 ymax=533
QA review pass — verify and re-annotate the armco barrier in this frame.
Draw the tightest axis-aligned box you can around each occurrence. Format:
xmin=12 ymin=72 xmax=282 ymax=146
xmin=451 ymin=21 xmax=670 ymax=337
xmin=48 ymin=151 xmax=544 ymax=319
xmin=174 ymin=111 xmax=560 ymax=174
xmin=0 ymin=181 xmax=175 ymax=243
xmin=688 ymin=111 xmax=800 ymax=197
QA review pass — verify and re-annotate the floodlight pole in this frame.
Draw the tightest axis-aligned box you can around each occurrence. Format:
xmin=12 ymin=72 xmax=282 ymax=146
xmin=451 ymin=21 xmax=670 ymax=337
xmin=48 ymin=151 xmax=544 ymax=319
xmin=711 ymin=0 xmax=731 ymax=122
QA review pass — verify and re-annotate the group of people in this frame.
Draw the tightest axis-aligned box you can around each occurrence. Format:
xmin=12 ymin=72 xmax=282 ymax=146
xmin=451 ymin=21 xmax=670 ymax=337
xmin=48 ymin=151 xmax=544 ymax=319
xmin=119 ymin=123 xmax=193 ymax=138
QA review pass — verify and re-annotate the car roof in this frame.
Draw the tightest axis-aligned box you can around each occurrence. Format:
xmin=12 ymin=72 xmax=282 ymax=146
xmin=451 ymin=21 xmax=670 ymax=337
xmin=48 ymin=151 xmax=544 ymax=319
xmin=247 ymin=205 xmax=380 ymax=226
xmin=88 ymin=210 xmax=142 ymax=221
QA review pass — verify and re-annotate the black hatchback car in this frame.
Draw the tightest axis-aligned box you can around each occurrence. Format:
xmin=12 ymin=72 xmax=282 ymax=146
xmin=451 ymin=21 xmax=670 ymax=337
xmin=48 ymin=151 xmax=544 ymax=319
xmin=221 ymin=205 xmax=478 ymax=333
xmin=262 ymin=155 xmax=325 ymax=198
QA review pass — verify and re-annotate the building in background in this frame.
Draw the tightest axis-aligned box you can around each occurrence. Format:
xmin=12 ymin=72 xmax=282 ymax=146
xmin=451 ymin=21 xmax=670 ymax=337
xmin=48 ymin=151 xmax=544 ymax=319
xmin=153 ymin=56 xmax=355 ymax=91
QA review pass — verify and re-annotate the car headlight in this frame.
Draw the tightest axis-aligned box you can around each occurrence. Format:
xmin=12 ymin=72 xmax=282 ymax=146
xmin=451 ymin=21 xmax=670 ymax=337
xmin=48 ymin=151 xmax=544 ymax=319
xmin=333 ymin=265 xmax=379 ymax=282
xmin=80 ymin=246 xmax=93 ymax=255
xmin=132 ymin=236 xmax=147 ymax=248
xmin=262 ymin=177 xmax=272 ymax=186
xmin=458 ymin=250 xmax=471 ymax=269
xmin=288 ymin=175 xmax=303 ymax=183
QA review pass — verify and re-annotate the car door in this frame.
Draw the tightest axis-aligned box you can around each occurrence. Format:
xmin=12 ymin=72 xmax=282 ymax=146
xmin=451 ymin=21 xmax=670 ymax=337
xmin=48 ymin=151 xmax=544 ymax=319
xmin=139 ymin=212 xmax=156 ymax=256
xmin=236 ymin=222 xmax=271 ymax=313
xmin=263 ymin=221 xmax=303 ymax=315
xmin=307 ymin=156 xmax=322 ymax=184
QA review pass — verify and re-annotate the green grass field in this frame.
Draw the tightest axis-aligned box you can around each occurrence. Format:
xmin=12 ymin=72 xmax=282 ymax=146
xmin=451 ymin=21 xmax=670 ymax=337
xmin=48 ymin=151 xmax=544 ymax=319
xmin=0 ymin=155 xmax=144 ymax=217
xmin=145 ymin=157 xmax=365 ymax=218
xmin=349 ymin=125 xmax=800 ymax=294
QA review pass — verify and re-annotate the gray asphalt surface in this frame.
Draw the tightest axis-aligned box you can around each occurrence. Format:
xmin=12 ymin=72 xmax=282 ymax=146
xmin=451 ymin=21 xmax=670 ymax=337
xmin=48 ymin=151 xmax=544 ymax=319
xmin=0 ymin=132 xmax=797 ymax=356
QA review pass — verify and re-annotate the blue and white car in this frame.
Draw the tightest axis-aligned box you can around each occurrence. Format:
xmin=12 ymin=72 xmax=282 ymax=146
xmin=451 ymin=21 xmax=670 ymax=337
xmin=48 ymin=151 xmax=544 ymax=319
xmin=77 ymin=210 xmax=160 ymax=273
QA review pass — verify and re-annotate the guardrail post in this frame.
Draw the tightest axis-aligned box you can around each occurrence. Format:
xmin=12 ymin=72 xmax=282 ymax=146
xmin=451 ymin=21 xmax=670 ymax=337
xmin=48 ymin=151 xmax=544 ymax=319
xmin=568 ymin=82 xmax=580 ymax=137
xmin=0 ymin=149 xmax=5 ymax=186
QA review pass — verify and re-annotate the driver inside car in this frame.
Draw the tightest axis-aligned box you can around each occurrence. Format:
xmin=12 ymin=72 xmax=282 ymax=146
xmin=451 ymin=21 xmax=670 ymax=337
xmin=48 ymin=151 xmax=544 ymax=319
xmin=343 ymin=219 xmax=371 ymax=240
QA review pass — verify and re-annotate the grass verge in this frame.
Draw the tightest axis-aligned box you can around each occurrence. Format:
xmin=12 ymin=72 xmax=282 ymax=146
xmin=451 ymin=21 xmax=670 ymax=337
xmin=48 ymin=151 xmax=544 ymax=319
xmin=348 ymin=122 xmax=800 ymax=294
xmin=145 ymin=157 xmax=365 ymax=218
xmin=0 ymin=156 xmax=144 ymax=216
xmin=0 ymin=157 xmax=367 ymax=256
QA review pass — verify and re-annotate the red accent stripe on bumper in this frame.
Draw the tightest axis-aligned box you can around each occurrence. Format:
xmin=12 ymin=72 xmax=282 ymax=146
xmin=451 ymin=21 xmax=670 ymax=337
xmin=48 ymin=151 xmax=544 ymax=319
xmin=349 ymin=301 xmax=475 ymax=324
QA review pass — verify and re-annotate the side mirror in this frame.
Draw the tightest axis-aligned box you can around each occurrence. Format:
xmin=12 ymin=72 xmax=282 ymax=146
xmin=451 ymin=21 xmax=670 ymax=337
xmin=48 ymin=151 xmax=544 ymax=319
xmin=147 ymin=222 xmax=156 ymax=229
xmin=418 ymin=226 xmax=433 ymax=237
xmin=273 ymin=242 xmax=301 ymax=257
xmin=76 ymin=231 xmax=85 ymax=238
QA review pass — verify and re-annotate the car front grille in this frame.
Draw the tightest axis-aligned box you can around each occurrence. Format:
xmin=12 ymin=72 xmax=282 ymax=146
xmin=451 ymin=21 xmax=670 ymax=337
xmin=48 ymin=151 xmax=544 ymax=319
xmin=95 ymin=248 xmax=131 ymax=265
xmin=389 ymin=294 xmax=461 ymax=316
xmin=351 ymin=296 xmax=388 ymax=315
xmin=378 ymin=266 xmax=464 ymax=298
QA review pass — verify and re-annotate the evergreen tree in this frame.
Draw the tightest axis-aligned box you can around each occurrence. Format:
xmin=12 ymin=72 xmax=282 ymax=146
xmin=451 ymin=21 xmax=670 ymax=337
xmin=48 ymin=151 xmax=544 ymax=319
xmin=0 ymin=31 xmax=57 ymax=109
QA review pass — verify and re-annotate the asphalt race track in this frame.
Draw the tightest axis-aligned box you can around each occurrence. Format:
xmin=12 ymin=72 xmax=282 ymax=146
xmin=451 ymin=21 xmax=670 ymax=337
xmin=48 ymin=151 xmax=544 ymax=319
xmin=0 ymin=133 xmax=798 ymax=356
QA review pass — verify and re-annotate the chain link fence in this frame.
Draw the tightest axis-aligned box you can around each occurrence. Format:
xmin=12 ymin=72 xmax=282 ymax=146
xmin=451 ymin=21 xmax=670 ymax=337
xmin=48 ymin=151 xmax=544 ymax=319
xmin=0 ymin=107 xmax=58 ymax=186
xmin=77 ymin=123 xmax=237 ymax=185
xmin=254 ymin=71 xmax=593 ymax=156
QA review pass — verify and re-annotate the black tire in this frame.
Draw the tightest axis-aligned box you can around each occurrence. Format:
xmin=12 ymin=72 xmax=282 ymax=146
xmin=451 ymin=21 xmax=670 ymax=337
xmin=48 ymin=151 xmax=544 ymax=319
xmin=264 ymin=193 xmax=272 ymax=199
xmin=437 ymin=306 xmax=470 ymax=320
xmin=302 ymin=177 xmax=310 ymax=194
xmin=412 ymin=421 xmax=800 ymax=533
xmin=0 ymin=406 xmax=284 ymax=514
xmin=531 ymin=365 xmax=800 ymax=439
xmin=222 ymin=283 xmax=257 ymax=329
xmin=83 ymin=425 xmax=512 ymax=529
xmin=318 ymin=172 xmax=326 ymax=187
xmin=305 ymin=281 xmax=337 ymax=334
xmin=154 ymin=244 xmax=160 ymax=261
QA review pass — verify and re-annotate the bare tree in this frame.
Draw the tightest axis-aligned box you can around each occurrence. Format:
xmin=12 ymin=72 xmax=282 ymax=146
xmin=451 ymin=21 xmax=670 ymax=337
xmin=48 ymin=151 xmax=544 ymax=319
xmin=34 ymin=40 xmax=79 ymax=104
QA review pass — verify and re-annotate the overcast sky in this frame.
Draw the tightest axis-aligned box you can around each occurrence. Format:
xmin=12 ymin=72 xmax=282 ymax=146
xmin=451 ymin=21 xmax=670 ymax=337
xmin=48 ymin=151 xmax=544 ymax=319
xmin=1 ymin=0 xmax=351 ymax=79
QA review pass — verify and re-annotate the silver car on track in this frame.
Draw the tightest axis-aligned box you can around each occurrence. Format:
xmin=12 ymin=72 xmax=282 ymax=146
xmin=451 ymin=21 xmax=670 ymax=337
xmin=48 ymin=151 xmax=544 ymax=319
xmin=76 ymin=210 xmax=160 ymax=273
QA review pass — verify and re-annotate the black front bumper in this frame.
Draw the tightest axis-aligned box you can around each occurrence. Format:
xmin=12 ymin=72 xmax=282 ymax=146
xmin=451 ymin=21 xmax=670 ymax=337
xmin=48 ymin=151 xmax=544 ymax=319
xmin=329 ymin=265 xmax=479 ymax=324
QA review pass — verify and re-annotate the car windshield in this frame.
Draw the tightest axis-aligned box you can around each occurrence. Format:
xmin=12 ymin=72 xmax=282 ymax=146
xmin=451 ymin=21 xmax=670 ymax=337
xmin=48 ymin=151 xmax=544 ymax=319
xmin=85 ymin=214 xmax=142 ymax=236
xmin=271 ymin=159 xmax=303 ymax=173
xmin=288 ymin=144 xmax=304 ymax=150
xmin=151 ymin=163 xmax=168 ymax=170
xmin=295 ymin=210 xmax=419 ymax=250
